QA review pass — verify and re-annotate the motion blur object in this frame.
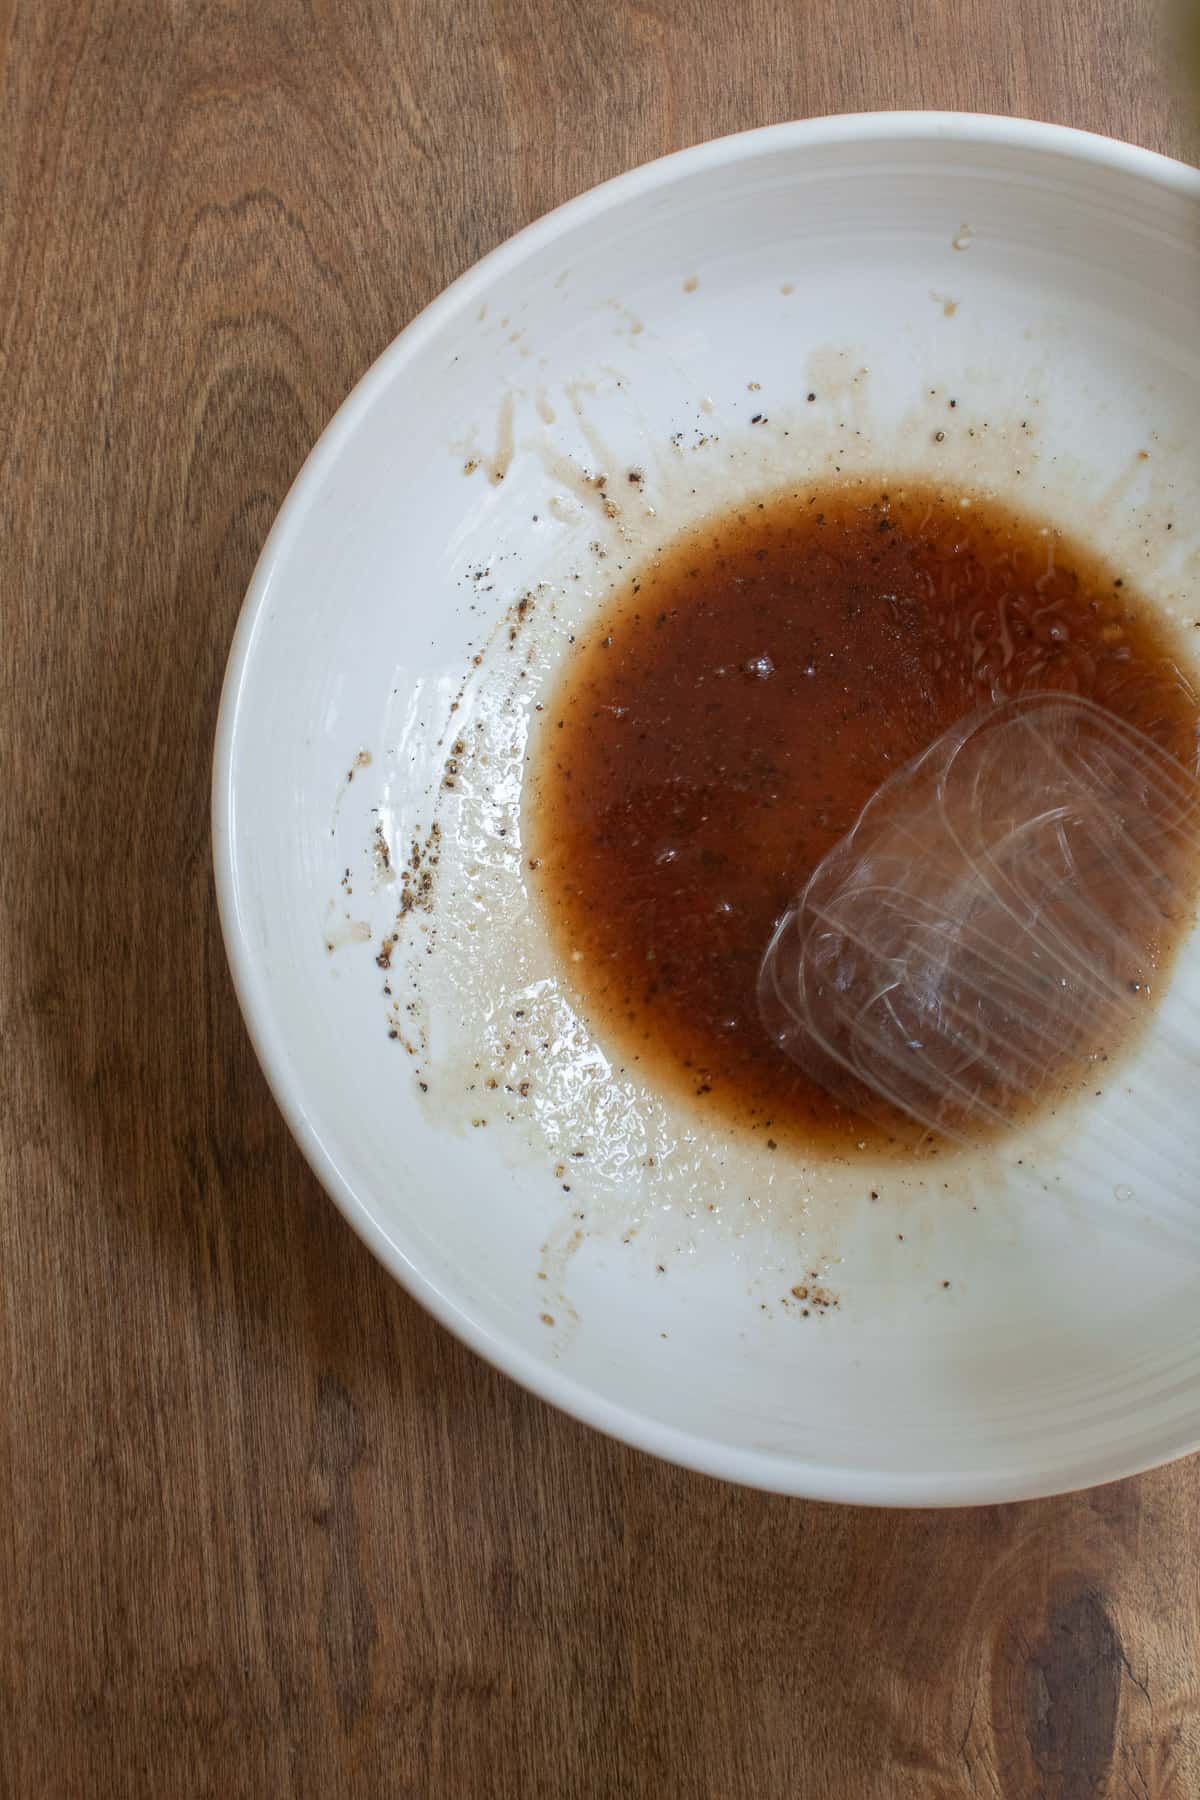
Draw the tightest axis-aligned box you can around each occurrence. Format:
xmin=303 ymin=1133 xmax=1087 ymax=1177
xmin=759 ymin=693 xmax=1200 ymax=1142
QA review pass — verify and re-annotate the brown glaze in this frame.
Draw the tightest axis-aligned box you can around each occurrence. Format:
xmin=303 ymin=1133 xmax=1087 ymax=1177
xmin=530 ymin=481 xmax=1198 ymax=1152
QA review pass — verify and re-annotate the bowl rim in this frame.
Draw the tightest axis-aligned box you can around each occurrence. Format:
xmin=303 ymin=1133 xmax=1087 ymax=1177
xmin=212 ymin=111 xmax=1200 ymax=1506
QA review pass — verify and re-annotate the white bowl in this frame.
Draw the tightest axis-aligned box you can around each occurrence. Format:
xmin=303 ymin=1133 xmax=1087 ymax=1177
xmin=214 ymin=114 xmax=1200 ymax=1504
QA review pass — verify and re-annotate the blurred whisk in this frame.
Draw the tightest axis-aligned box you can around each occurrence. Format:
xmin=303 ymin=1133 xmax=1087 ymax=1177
xmin=758 ymin=693 xmax=1200 ymax=1161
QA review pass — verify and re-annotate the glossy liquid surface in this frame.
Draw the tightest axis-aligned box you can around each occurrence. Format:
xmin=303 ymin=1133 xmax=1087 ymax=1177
xmin=530 ymin=483 xmax=1198 ymax=1152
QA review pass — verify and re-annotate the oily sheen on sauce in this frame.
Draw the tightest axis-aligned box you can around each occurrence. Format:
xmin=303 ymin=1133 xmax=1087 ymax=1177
xmin=529 ymin=482 xmax=1198 ymax=1153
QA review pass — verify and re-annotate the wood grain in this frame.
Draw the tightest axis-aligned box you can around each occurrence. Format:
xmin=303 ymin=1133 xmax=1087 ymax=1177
xmin=3 ymin=1 xmax=1199 ymax=1793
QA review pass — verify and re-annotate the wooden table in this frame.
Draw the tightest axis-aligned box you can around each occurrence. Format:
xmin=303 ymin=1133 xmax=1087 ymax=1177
xmin=5 ymin=2 xmax=1199 ymax=1793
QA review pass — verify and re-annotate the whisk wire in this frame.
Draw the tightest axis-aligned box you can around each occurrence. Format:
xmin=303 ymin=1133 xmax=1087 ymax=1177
xmin=758 ymin=693 xmax=1200 ymax=1176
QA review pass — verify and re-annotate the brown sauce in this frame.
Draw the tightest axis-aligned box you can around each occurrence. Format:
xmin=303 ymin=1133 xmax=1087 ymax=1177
xmin=529 ymin=481 xmax=1199 ymax=1153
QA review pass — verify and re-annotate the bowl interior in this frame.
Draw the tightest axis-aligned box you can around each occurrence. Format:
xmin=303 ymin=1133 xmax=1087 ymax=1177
xmin=216 ymin=116 xmax=1200 ymax=1502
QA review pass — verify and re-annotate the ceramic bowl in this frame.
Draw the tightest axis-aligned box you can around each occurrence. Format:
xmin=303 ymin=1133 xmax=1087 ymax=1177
xmin=214 ymin=114 xmax=1200 ymax=1503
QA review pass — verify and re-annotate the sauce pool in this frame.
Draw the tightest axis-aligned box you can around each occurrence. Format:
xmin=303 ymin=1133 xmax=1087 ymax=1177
xmin=529 ymin=481 xmax=1199 ymax=1153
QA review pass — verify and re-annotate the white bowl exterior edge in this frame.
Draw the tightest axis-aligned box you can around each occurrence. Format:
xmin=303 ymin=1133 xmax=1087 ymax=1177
xmin=214 ymin=114 xmax=1200 ymax=1505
